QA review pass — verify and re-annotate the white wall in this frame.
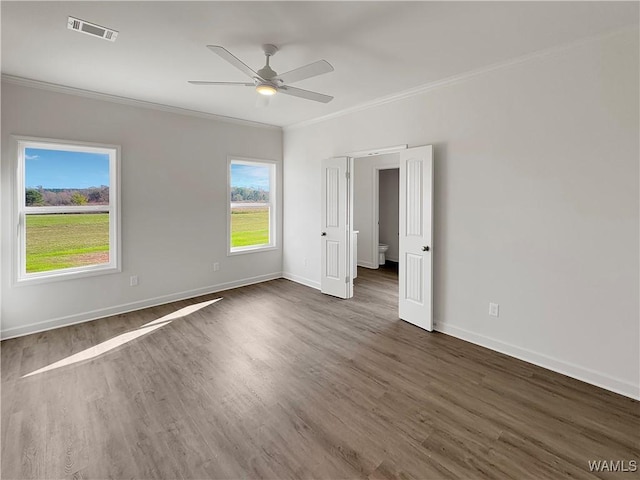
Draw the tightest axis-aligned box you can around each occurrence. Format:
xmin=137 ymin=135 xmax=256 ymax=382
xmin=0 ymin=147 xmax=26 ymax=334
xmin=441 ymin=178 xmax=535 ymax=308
xmin=353 ymin=154 xmax=399 ymax=268
xmin=283 ymin=29 xmax=640 ymax=399
xmin=379 ymin=168 xmax=399 ymax=262
xmin=1 ymin=82 xmax=283 ymax=338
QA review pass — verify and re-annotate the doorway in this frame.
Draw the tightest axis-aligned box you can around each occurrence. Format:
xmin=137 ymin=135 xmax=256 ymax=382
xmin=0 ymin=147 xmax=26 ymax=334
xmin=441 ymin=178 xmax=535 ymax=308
xmin=351 ymin=155 xmax=400 ymax=320
xmin=320 ymin=146 xmax=434 ymax=331
xmin=352 ymin=153 xmax=400 ymax=273
xmin=377 ymin=168 xmax=400 ymax=272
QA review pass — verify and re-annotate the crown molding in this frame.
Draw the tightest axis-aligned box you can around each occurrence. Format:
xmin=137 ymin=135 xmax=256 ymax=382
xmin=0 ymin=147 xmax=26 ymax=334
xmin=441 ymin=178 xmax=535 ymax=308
xmin=1 ymin=74 xmax=281 ymax=131
xmin=284 ymin=24 xmax=639 ymax=131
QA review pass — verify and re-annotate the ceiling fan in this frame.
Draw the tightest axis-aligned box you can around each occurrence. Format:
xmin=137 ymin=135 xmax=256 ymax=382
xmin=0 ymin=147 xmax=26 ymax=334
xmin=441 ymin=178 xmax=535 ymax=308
xmin=188 ymin=44 xmax=334 ymax=103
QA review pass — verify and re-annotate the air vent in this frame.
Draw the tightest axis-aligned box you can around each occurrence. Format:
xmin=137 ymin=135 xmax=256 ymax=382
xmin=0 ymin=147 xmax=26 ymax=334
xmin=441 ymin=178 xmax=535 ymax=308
xmin=67 ymin=16 xmax=118 ymax=42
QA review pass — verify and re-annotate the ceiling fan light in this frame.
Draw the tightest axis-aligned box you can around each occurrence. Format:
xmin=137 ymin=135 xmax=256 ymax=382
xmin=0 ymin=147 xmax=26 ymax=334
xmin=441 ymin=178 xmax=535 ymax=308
xmin=256 ymin=84 xmax=277 ymax=96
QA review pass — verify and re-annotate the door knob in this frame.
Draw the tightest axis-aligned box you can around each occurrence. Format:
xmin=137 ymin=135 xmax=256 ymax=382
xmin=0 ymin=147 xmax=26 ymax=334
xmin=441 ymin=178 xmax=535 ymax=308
xmin=422 ymin=246 xmax=430 ymax=252
xmin=321 ymin=232 xmax=327 ymax=236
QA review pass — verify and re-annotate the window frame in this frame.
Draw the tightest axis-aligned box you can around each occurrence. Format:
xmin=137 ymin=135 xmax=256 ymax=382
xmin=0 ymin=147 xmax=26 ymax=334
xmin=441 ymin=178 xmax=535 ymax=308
xmin=13 ymin=136 xmax=121 ymax=285
xmin=227 ymin=156 xmax=277 ymax=256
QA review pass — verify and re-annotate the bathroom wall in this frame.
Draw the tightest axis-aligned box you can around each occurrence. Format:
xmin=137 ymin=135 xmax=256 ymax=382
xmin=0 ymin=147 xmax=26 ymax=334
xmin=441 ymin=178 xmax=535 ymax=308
xmin=378 ymin=168 xmax=399 ymax=262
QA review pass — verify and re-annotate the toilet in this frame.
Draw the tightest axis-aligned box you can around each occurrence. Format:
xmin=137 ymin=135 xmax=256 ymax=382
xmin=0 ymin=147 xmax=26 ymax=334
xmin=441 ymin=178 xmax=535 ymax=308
xmin=378 ymin=244 xmax=389 ymax=265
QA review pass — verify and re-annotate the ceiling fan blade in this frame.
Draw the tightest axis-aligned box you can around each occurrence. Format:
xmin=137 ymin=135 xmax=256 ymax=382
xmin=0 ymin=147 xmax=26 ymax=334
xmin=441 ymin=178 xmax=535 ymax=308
xmin=279 ymin=86 xmax=333 ymax=103
xmin=206 ymin=45 xmax=263 ymax=81
xmin=188 ymin=81 xmax=254 ymax=86
xmin=274 ymin=60 xmax=334 ymax=85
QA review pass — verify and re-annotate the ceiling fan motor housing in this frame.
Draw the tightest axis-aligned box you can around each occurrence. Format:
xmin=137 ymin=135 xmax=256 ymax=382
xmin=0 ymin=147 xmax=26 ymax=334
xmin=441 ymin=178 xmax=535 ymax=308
xmin=262 ymin=44 xmax=279 ymax=57
xmin=257 ymin=65 xmax=277 ymax=81
xmin=257 ymin=44 xmax=279 ymax=82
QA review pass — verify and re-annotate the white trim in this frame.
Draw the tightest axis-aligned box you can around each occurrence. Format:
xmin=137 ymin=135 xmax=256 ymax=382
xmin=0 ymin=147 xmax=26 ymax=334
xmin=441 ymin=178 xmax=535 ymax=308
xmin=0 ymin=272 xmax=282 ymax=340
xmin=227 ymin=245 xmax=278 ymax=256
xmin=348 ymin=156 xmax=354 ymax=298
xmin=284 ymin=25 xmax=639 ymax=131
xmin=346 ymin=144 xmax=407 ymax=158
xmin=1 ymin=74 xmax=280 ymax=131
xmin=227 ymin=156 xmax=277 ymax=255
xmin=14 ymin=264 xmax=121 ymax=287
xmin=434 ymin=322 xmax=640 ymax=401
xmin=25 ymin=205 xmax=108 ymax=215
xmin=282 ymin=272 xmax=321 ymax=290
xmin=13 ymin=136 xmax=121 ymax=285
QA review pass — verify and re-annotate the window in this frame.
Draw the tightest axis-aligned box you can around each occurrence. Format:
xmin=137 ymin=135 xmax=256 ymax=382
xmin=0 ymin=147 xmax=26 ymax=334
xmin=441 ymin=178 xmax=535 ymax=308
xmin=15 ymin=137 xmax=120 ymax=283
xmin=228 ymin=158 xmax=276 ymax=254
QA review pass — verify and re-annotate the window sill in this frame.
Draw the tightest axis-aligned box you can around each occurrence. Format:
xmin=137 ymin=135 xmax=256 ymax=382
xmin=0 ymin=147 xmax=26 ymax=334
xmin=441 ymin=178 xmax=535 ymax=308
xmin=15 ymin=264 xmax=121 ymax=287
xmin=227 ymin=245 xmax=278 ymax=256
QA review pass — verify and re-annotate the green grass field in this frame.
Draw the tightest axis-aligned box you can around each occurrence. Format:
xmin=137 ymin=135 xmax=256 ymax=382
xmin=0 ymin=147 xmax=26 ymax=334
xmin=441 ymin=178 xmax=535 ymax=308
xmin=26 ymin=213 xmax=110 ymax=273
xmin=26 ymin=207 xmax=268 ymax=273
xmin=231 ymin=206 xmax=270 ymax=248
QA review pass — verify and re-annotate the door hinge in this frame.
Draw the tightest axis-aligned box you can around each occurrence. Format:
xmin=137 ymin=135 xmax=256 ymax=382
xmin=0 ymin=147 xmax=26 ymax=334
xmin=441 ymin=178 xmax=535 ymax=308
xmin=345 ymin=171 xmax=350 ymax=180
xmin=345 ymin=276 xmax=350 ymax=283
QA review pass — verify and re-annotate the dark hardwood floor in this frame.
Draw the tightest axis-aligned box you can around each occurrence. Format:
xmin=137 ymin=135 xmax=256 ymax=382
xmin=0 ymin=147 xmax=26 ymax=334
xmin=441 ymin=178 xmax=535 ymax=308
xmin=1 ymin=267 xmax=638 ymax=479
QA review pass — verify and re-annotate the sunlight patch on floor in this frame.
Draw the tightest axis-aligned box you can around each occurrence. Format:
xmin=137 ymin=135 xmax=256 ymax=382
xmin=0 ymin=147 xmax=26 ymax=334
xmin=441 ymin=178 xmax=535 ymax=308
xmin=22 ymin=298 xmax=222 ymax=378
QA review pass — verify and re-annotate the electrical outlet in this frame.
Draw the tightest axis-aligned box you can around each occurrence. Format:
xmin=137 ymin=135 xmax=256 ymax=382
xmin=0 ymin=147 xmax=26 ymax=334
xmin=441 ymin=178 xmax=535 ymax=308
xmin=489 ymin=302 xmax=499 ymax=317
xmin=129 ymin=275 xmax=138 ymax=287
xmin=213 ymin=262 xmax=220 ymax=272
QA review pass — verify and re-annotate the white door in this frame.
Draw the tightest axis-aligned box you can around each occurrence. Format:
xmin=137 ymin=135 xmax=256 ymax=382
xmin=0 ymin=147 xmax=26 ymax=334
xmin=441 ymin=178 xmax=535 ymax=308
xmin=320 ymin=157 xmax=352 ymax=299
xmin=399 ymin=146 xmax=434 ymax=331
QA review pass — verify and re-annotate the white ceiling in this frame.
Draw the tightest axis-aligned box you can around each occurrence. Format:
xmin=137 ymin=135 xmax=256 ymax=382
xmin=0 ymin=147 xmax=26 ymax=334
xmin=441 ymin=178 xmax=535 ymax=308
xmin=2 ymin=1 xmax=638 ymax=127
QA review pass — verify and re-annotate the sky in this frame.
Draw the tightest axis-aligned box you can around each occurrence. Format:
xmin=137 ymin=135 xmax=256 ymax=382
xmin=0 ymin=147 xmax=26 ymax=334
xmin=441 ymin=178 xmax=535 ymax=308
xmin=25 ymin=149 xmax=267 ymax=190
xmin=25 ymin=148 xmax=110 ymax=189
xmin=231 ymin=163 xmax=270 ymax=190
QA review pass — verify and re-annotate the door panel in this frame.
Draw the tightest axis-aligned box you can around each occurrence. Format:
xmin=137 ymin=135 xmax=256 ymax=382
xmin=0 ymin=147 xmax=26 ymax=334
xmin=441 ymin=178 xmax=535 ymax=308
xmin=405 ymin=253 xmax=424 ymax=303
xmin=325 ymin=167 xmax=340 ymax=227
xmin=321 ymin=157 xmax=352 ymax=298
xmin=326 ymin=240 xmax=340 ymax=279
xmin=399 ymin=146 xmax=433 ymax=331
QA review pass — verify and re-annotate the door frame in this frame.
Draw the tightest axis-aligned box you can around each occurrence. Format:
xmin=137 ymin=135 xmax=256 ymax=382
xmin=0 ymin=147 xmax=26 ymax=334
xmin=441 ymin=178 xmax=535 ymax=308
xmin=346 ymin=145 xmax=407 ymax=272
xmin=337 ymin=144 xmax=434 ymax=333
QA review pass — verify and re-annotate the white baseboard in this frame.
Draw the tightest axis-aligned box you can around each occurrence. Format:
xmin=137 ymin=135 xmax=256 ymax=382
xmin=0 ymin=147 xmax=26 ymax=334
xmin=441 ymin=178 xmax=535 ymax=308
xmin=386 ymin=257 xmax=398 ymax=263
xmin=282 ymin=272 xmax=320 ymax=290
xmin=4 ymin=273 xmax=637 ymax=401
xmin=357 ymin=261 xmax=378 ymax=269
xmin=435 ymin=322 xmax=640 ymax=401
xmin=0 ymin=272 xmax=282 ymax=340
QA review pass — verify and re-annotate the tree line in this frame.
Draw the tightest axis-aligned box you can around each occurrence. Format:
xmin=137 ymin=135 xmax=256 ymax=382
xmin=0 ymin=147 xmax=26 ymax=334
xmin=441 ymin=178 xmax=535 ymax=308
xmin=25 ymin=186 xmax=109 ymax=206
xmin=26 ymin=185 xmax=262 ymax=206
xmin=231 ymin=187 xmax=269 ymax=202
